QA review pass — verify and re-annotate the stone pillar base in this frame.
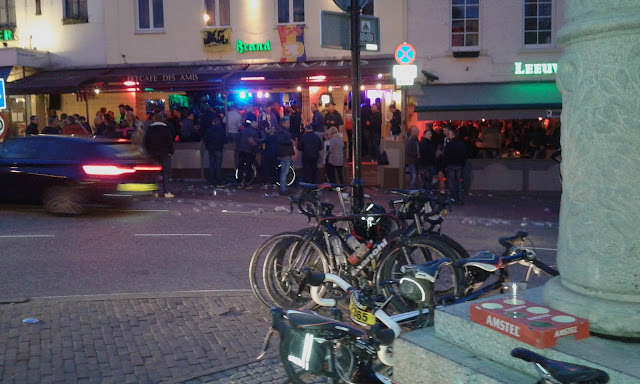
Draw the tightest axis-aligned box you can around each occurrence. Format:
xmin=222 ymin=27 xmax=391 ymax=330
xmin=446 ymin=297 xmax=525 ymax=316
xmin=543 ymin=277 xmax=640 ymax=340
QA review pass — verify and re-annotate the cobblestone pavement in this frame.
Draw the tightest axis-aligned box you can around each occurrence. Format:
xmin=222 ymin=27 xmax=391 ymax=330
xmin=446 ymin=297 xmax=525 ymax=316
xmin=0 ymin=292 xmax=275 ymax=384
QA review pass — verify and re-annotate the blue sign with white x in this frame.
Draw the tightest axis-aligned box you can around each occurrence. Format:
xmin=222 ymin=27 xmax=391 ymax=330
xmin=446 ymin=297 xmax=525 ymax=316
xmin=394 ymin=42 xmax=416 ymax=65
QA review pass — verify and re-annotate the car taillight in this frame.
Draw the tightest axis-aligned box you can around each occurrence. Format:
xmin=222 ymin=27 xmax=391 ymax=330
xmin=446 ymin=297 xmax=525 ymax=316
xmin=82 ymin=165 xmax=136 ymax=176
xmin=133 ymin=165 xmax=162 ymax=171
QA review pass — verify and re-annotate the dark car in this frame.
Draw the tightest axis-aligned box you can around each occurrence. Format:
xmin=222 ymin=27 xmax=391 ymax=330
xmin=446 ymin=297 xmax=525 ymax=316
xmin=0 ymin=135 xmax=161 ymax=214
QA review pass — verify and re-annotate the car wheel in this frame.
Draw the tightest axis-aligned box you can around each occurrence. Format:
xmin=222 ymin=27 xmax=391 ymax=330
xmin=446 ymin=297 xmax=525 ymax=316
xmin=43 ymin=186 xmax=87 ymax=215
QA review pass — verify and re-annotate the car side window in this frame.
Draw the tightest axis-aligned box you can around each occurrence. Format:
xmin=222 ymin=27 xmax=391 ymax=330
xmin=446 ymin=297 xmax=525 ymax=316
xmin=0 ymin=140 xmax=39 ymax=159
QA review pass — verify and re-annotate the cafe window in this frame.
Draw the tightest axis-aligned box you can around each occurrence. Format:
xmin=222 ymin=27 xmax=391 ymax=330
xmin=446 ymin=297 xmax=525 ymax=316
xmin=451 ymin=0 xmax=479 ymax=48
xmin=204 ymin=0 xmax=230 ymax=27
xmin=524 ymin=0 xmax=552 ymax=45
xmin=63 ymin=0 xmax=88 ymax=23
xmin=0 ymin=0 xmax=16 ymax=27
xmin=277 ymin=0 xmax=304 ymax=24
xmin=362 ymin=1 xmax=373 ymax=16
xmin=137 ymin=0 xmax=164 ymax=32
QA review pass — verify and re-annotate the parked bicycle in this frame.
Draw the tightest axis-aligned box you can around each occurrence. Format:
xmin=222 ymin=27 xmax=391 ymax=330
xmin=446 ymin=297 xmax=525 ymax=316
xmin=249 ymin=183 xmax=465 ymax=311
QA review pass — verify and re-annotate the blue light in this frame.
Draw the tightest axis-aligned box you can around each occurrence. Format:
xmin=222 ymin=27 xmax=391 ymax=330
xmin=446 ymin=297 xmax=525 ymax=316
xmin=239 ymin=91 xmax=247 ymax=99
xmin=248 ymin=93 xmax=253 ymax=98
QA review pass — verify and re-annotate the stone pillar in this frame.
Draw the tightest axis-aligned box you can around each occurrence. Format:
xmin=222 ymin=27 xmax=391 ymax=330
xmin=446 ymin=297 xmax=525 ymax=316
xmin=543 ymin=0 xmax=640 ymax=339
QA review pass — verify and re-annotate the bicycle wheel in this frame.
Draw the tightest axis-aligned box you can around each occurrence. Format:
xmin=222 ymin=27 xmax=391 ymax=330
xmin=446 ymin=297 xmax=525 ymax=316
xmin=275 ymin=164 xmax=297 ymax=187
xmin=235 ymin=164 xmax=257 ymax=185
xmin=422 ymin=233 xmax=470 ymax=260
xmin=377 ymin=237 xmax=464 ymax=313
xmin=280 ymin=329 xmax=352 ymax=384
xmin=264 ymin=234 xmax=331 ymax=309
xmin=249 ymin=229 xmax=315 ymax=308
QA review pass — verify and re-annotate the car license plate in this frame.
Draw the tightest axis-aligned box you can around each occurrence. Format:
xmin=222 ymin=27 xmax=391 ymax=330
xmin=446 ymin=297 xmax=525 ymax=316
xmin=349 ymin=300 xmax=376 ymax=326
xmin=117 ymin=183 xmax=157 ymax=192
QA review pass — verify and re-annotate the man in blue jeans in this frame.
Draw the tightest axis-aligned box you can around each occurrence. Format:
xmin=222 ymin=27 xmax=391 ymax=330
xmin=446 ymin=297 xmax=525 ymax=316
xmin=276 ymin=116 xmax=295 ymax=195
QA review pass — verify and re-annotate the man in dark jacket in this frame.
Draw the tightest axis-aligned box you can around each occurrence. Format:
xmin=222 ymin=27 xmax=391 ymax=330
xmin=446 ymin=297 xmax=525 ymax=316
xmin=260 ymin=119 xmax=278 ymax=188
xmin=202 ymin=112 xmax=227 ymax=187
xmin=389 ymin=104 xmax=402 ymax=138
xmin=405 ymin=126 xmax=420 ymax=189
xmin=143 ymin=112 xmax=175 ymax=198
xmin=369 ymin=104 xmax=383 ymax=162
xmin=276 ymin=116 xmax=295 ymax=195
xmin=310 ymin=103 xmax=324 ymax=137
xmin=297 ymin=124 xmax=322 ymax=184
xmin=26 ymin=116 xmax=40 ymax=135
xmin=237 ymin=115 xmax=260 ymax=188
xmin=419 ymin=129 xmax=436 ymax=190
xmin=289 ymin=104 xmax=303 ymax=142
xmin=41 ymin=117 xmax=61 ymax=134
xmin=443 ymin=128 xmax=467 ymax=204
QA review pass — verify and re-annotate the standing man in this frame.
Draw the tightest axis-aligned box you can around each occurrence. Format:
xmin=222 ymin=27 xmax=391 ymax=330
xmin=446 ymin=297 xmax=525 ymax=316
xmin=297 ymin=124 xmax=322 ymax=184
xmin=224 ymin=105 xmax=243 ymax=168
xmin=202 ymin=112 xmax=227 ymax=187
xmin=143 ymin=113 xmax=175 ymax=198
xmin=310 ymin=103 xmax=324 ymax=138
xmin=289 ymin=104 xmax=303 ymax=143
xmin=389 ymin=104 xmax=402 ymax=139
xmin=361 ymin=98 xmax=372 ymax=157
xmin=444 ymin=128 xmax=467 ymax=204
xmin=419 ymin=128 xmax=436 ymax=191
xmin=26 ymin=116 xmax=40 ymax=135
xmin=405 ymin=126 xmax=420 ymax=189
xmin=369 ymin=104 xmax=383 ymax=163
xmin=41 ymin=117 xmax=60 ymax=134
xmin=115 ymin=104 xmax=126 ymax=127
xmin=276 ymin=116 xmax=295 ymax=195
xmin=237 ymin=116 xmax=260 ymax=188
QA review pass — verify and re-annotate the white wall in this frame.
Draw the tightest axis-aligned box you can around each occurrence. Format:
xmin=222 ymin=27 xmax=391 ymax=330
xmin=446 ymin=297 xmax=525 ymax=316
xmin=104 ymin=0 xmax=406 ymax=65
xmin=407 ymin=0 xmax=565 ymax=84
xmin=12 ymin=0 xmax=107 ymax=68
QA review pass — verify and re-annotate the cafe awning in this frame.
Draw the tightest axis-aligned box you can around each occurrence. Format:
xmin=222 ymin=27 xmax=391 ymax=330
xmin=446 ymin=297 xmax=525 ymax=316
xmin=411 ymin=81 xmax=562 ymax=120
xmin=5 ymin=68 xmax=108 ymax=95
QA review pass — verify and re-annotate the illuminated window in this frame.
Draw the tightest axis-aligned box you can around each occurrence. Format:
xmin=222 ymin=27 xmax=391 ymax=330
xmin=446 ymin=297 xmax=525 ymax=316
xmin=278 ymin=0 xmax=304 ymax=24
xmin=0 ymin=0 xmax=16 ymax=27
xmin=451 ymin=0 xmax=479 ymax=48
xmin=63 ymin=0 xmax=88 ymax=22
xmin=524 ymin=0 xmax=552 ymax=45
xmin=362 ymin=1 xmax=374 ymax=16
xmin=204 ymin=0 xmax=230 ymax=27
xmin=137 ymin=0 xmax=164 ymax=32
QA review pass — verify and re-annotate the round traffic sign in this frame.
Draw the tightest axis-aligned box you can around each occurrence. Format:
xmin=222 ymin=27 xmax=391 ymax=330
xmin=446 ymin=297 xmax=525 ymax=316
xmin=333 ymin=0 xmax=370 ymax=12
xmin=394 ymin=42 xmax=417 ymax=65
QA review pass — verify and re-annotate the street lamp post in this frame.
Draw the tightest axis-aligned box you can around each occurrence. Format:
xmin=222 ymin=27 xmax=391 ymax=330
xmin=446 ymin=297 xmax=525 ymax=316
xmin=350 ymin=0 xmax=363 ymax=212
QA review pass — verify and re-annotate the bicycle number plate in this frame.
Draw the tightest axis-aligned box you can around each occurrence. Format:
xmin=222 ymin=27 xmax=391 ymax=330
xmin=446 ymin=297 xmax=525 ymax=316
xmin=349 ymin=300 xmax=376 ymax=326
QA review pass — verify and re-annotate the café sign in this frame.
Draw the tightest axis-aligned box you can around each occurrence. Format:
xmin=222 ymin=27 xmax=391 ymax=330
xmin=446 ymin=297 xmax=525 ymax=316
xmin=236 ymin=40 xmax=271 ymax=54
xmin=514 ymin=62 xmax=558 ymax=75
xmin=126 ymin=74 xmax=200 ymax=82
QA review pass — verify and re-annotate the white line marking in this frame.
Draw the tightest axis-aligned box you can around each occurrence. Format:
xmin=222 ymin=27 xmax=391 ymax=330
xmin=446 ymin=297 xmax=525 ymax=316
xmin=124 ymin=209 xmax=170 ymax=212
xmin=259 ymin=235 xmax=272 ymax=237
xmin=534 ymin=247 xmax=557 ymax=251
xmin=37 ymin=289 xmax=253 ymax=300
xmin=0 ymin=235 xmax=55 ymax=238
xmin=134 ymin=234 xmax=212 ymax=237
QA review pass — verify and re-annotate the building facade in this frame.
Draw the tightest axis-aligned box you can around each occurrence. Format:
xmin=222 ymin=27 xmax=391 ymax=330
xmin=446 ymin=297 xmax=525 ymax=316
xmin=2 ymin=0 xmax=407 ymax=138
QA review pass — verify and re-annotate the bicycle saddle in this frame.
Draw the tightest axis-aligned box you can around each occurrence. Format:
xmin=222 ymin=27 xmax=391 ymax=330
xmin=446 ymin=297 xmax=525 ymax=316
xmin=401 ymin=258 xmax=452 ymax=282
xmin=298 ymin=182 xmax=349 ymax=192
xmin=389 ymin=189 xmax=425 ymax=197
xmin=453 ymin=251 xmax=502 ymax=271
xmin=511 ymin=348 xmax=609 ymax=384
xmin=287 ymin=310 xmax=367 ymax=339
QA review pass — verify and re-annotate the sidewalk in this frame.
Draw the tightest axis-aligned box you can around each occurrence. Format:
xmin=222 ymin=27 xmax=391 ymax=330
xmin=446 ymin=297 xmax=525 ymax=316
xmin=0 ymin=292 xmax=279 ymax=384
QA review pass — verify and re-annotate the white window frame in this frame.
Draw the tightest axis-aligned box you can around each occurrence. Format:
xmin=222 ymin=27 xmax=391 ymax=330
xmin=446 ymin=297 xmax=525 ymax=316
xmin=277 ymin=0 xmax=305 ymax=25
xmin=204 ymin=0 xmax=231 ymax=28
xmin=523 ymin=0 xmax=554 ymax=47
xmin=450 ymin=0 xmax=480 ymax=52
xmin=135 ymin=0 xmax=165 ymax=34
xmin=63 ymin=0 xmax=88 ymax=21
xmin=0 ymin=0 xmax=16 ymax=27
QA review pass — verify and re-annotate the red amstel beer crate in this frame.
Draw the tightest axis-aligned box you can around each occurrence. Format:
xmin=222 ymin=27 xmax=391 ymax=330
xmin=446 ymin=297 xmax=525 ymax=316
xmin=469 ymin=297 xmax=589 ymax=349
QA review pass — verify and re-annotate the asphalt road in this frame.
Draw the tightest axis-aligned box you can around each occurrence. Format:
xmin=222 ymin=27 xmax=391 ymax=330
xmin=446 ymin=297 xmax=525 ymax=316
xmin=0 ymin=190 xmax=560 ymax=299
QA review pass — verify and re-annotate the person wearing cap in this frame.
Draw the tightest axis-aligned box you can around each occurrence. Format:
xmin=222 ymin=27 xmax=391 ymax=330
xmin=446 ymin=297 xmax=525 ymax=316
xmin=297 ymin=124 xmax=323 ymax=184
xmin=237 ymin=115 xmax=260 ymax=188
xmin=276 ymin=116 xmax=295 ymax=195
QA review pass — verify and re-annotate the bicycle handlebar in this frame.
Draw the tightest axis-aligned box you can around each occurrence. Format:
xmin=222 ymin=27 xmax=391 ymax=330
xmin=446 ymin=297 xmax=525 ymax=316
xmin=499 ymin=231 xmax=528 ymax=249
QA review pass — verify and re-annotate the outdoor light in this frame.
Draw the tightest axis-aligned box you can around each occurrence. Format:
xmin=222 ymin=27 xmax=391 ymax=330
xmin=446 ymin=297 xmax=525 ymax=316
xmin=378 ymin=73 xmax=383 ymax=79
xmin=94 ymin=88 xmax=100 ymax=94
xmin=248 ymin=93 xmax=253 ymax=98
xmin=360 ymin=85 xmax=365 ymax=90
xmin=123 ymin=81 xmax=138 ymax=86
xmin=328 ymin=86 xmax=333 ymax=92
xmin=344 ymin=85 xmax=349 ymax=91
xmin=241 ymin=76 xmax=265 ymax=81
xmin=239 ymin=92 xmax=247 ymax=99
xmin=264 ymin=92 xmax=270 ymax=98
xmin=376 ymin=84 xmax=382 ymax=89
xmin=321 ymin=94 xmax=331 ymax=105
xmin=203 ymin=13 xmax=210 ymax=22
xmin=257 ymin=91 xmax=263 ymax=98
xmin=309 ymin=75 xmax=326 ymax=81
xmin=297 ymin=86 xmax=302 ymax=92
xmin=538 ymin=117 xmax=543 ymax=121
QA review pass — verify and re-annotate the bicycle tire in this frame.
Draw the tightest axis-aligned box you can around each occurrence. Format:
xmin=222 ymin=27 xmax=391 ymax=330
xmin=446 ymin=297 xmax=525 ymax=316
xmin=264 ymin=234 xmax=331 ymax=310
xmin=235 ymin=164 xmax=257 ymax=185
xmin=421 ymin=232 xmax=470 ymax=260
xmin=249 ymin=229 xmax=315 ymax=308
xmin=377 ymin=237 xmax=464 ymax=313
xmin=275 ymin=165 xmax=297 ymax=187
xmin=280 ymin=329 xmax=351 ymax=384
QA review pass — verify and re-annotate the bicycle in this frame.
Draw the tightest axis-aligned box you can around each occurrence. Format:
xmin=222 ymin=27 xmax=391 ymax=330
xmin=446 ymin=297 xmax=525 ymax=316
xmin=252 ymin=183 xmax=465 ymax=311
xmin=379 ymin=230 xmax=559 ymax=325
xmin=235 ymin=156 xmax=296 ymax=187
